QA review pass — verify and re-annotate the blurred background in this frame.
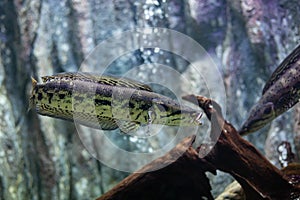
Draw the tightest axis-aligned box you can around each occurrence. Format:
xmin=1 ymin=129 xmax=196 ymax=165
xmin=0 ymin=0 xmax=300 ymax=199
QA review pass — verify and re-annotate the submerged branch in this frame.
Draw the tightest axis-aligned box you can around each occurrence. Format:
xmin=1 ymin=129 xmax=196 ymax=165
xmin=183 ymin=94 xmax=300 ymax=199
xmin=97 ymin=135 xmax=216 ymax=200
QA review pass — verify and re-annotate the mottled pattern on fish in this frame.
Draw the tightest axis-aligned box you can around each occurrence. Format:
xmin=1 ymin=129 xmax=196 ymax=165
xmin=240 ymin=44 xmax=300 ymax=135
xmin=30 ymin=72 xmax=202 ymax=133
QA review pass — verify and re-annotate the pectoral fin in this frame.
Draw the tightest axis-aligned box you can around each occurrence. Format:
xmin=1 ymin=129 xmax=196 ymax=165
xmin=116 ymin=120 xmax=140 ymax=134
xmin=97 ymin=118 xmax=119 ymax=130
xmin=97 ymin=75 xmax=153 ymax=92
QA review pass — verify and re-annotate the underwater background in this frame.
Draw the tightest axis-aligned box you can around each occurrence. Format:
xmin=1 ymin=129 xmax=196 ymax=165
xmin=0 ymin=0 xmax=300 ymax=199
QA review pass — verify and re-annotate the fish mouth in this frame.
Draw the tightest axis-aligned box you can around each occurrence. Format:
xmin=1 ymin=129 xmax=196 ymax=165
xmin=239 ymin=120 xmax=256 ymax=135
xmin=238 ymin=126 xmax=249 ymax=135
xmin=239 ymin=118 xmax=257 ymax=135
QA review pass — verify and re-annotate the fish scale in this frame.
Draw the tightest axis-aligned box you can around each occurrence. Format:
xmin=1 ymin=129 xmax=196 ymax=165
xmin=30 ymin=72 xmax=202 ymax=133
xmin=262 ymin=46 xmax=300 ymax=94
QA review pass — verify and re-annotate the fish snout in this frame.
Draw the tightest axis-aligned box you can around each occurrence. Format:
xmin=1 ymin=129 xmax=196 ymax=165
xmin=239 ymin=124 xmax=250 ymax=135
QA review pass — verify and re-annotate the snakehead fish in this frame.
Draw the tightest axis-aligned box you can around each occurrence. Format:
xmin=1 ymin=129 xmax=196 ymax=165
xmin=29 ymin=72 xmax=202 ymax=133
xmin=240 ymin=44 xmax=300 ymax=135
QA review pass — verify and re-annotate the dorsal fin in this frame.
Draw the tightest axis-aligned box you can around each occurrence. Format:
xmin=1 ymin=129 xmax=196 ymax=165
xmin=262 ymin=44 xmax=300 ymax=94
xmin=90 ymin=74 xmax=153 ymax=92
xmin=41 ymin=72 xmax=84 ymax=83
xmin=41 ymin=72 xmax=153 ymax=92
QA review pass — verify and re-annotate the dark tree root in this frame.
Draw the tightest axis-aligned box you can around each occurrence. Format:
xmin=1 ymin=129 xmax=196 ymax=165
xmin=183 ymin=94 xmax=300 ymax=199
xmin=97 ymin=135 xmax=216 ymax=200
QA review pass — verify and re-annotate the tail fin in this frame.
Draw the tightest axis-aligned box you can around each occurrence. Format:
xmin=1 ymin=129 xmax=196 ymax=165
xmin=27 ymin=77 xmax=37 ymax=112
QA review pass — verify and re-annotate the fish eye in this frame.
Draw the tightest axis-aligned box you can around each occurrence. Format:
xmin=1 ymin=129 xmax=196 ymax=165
xmin=263 ymin=106 xmax=272 ymax=115
xmin=262 ymin=103 xmax=274 ymax=116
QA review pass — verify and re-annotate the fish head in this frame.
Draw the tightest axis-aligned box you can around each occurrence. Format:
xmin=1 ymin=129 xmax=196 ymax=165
xmin=239 ymin=102 xmax=276 ymax=135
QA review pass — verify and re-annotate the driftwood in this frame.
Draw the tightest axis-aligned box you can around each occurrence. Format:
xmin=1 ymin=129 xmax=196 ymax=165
xmin=97 ymin=135 xmax=216 ymax=200
xmin=97 ymin=95 xmax=300 ymax=200
xmin=183 ymin=95 xmax=300 ymax=199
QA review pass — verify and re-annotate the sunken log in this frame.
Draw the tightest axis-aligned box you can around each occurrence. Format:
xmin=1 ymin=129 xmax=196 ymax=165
xmin=97 ymin=135 xmax=216 ymax=200
xmin=183 ymin=94 xmax=300 ymax=200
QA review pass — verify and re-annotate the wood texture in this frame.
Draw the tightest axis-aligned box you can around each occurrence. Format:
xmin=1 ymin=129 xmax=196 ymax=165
xmin=184 ymin=95 xmax=300 ymax=199
xmin=97 ymin=135 xmax=216 ymax=200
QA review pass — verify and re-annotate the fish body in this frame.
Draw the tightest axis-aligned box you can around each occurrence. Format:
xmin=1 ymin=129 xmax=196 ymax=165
xmin=240 ymin=44 xmax=300 ymax=135
xmin=30 ymin=72 xmax=202 ymax=133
